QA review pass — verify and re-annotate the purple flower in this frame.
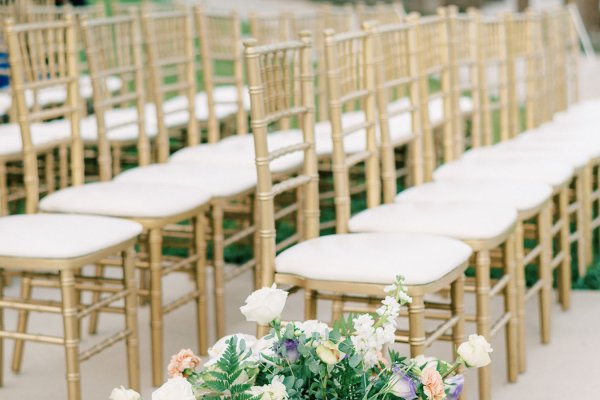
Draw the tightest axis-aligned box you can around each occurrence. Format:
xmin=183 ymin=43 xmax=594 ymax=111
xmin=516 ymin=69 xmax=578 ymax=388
xmin=389 ymin=370 xmax=417 ymax=400
xmin=445 ymin=375 xmax=464 ymax=400
xmin=277 ymin=339 xmax=300 ymax=362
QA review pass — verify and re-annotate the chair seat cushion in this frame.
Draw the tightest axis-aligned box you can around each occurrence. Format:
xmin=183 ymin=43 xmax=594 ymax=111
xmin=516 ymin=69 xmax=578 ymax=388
xmin=114 ymin=163 xmax=256 ymax=198
xmin=80 ymin=108 xmax=158 ymax=143
xmin=349 ymin=202 xmax=517 ymax=241
xmin=395 ymin=180 xmax=552 ymax=213
xmin=79 ymin=75 xmax=123 ymax=99
xmin=275 ymin=232 xmax=472 ymax=286
xmin=461 ymin=142 xmax=590 ymax=169
xmin=39 ymin=182 xmax=211 ymax=219
xmin=169 ymin=131 xmax=304 ymax=174
xmin=0 ymin=214 xmax=142 ymax=259
xmin=0 ymin=120 xmax=71 ymax=157
xmin=433 ymin=159 xmax=574 ymax=188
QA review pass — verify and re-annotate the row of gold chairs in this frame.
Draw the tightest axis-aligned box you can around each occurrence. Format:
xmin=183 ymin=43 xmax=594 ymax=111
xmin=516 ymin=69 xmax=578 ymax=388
xmin=0 ymin=4 xmax=594 ymax=400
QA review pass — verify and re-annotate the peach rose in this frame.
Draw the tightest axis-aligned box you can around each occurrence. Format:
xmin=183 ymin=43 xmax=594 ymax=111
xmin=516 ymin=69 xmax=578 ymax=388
xmin=167 ymin=349 xmax=201 ymax=378
xmin=420 ymin=367 xmax=446 ymax=400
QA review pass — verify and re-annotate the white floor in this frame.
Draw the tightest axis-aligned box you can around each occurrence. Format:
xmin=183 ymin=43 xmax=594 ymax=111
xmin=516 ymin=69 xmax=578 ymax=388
xmin=1 ymin=267 xmax=599 ymax=400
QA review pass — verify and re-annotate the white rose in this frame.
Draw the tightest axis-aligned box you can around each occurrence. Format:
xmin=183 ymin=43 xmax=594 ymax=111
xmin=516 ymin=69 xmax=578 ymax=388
xmin=457 ymin=334 xmax=493 ymax=368
xmin=206 ymin=334 xmax=257 ymax=366
xmin=240 ymin=284 xmax=288 ymax=325
xmin=413 ymin=355 xmax=439 ymax=370
xmin=152 ymin=377 xmax=195 ymax=400
xmin=109 ymin=386 xmax=141 ymax=400
xmin=249 ymin=376 xmax=288 ymax=400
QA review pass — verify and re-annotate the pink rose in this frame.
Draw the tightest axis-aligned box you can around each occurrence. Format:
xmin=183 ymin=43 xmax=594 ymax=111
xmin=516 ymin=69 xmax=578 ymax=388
xmin=167 ymin=349 xmax=201 ymax=378
xmin=420 ymin=367 xmax=446 ymax=400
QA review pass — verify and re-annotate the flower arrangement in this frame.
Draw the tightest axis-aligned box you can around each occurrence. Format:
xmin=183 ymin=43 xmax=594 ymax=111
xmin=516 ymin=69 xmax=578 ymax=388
xmin=110 ymin=276 xmax=492 ymax=400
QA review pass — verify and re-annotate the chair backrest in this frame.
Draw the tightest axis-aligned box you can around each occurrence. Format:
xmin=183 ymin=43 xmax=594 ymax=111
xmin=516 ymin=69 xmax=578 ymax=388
xmin=195 ymin=7 xmax=247 ymax=143
xmin=541 ymin=8 xmax=571 ymax=118
xmin=81 ymin=14 xmax=149 ymax=180
xmin=323 ymin=28 xmax=379 ymax=234
xmin=373 ymin=19 xmax=423 ymax=202
xmin=356 ymin=1 xmax=405 ymax=26
xmin=141 ymin=9 xmax=197 ymax=161
xmin=462 ymin=11 xmax=511 ymax=149
xmin=564 ymin=7 xmax=579 ymax=107
xmin=248 ymin=12 xmax=291 ymax=45
xmin=4 ymin=15 xmax=82 ymax=213
xmin=410 ymin=12 xmax=452 ymax=182
xmin=505 ymin=11 xmax=545 ymax=135
xmin=244 ymin=33 xmax=317 ymax=287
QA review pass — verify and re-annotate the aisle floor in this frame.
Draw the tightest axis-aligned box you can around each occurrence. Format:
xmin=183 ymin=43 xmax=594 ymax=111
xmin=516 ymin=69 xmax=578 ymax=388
xmin=1 ymin=268 xmax=599 ymax=399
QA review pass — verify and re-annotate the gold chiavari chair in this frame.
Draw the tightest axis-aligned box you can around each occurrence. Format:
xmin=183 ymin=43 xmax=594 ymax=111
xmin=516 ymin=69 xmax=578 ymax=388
xmin=195 ymin=7 xmax=248 ymax=143
xmin=392 ymin=9 xmax=562 ymax=380
xmin=116 ymin=7 xmax=258 ymax=341
xmin=0 ymin=15 xmax=142 ymax=400
xmin=244 ymin=30 xmax=472 ymax=359
xmin=342 ymin=17 xmax=519 ymax=400
xmin=452 ymin=10 xmax=589 ymax=282
xmin=8 ymin=14 xmax=213 ymax=387
xmin=248 ymin=11 xmax=290 ymax=45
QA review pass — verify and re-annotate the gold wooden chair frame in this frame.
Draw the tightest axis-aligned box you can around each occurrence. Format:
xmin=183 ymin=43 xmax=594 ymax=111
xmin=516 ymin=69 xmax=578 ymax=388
xmin=450 ymin=10 xmax=563 ymax=376
xmin=0 ymin=15 xmax=141 ymax=400
xmin=7 ymin=14 xmax=211 ymax=387
xmin=245 ymin=30 xmax=470 ymax=359
xmin=346 ymin=16 xmax=519 ymax=400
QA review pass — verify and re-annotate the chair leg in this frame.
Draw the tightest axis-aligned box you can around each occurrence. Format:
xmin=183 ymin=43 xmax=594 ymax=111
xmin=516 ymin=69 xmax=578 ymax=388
xmin=252 ymin=195 xmax=261 ymax=290
xmin=503 ymin=235 xmax=518 ymax=384
xmin=44 ymin=151 xmax=55 ymax=194
xmin=475 ymin=250 xmax=491 ymax=400
xmin=0 ymin=162 xmax=8 ymax=216
xmin=123 ymin=247 xmax=140 ymax=392
xmin=450 ymin=274 xmax=465 ymax=350
xmin=87 ymin=264 xmax=104 ymax=334
xmin=582 ymin=165 xmax=593 ymax=268
xmin=514 ymin=221 xmax=527 ymax=374
xmin=538 ymin=205 xmax=553 ymax=345
xmin=304 ymin=289 xmax=317 ymax=320
xmin=193 ymin=216 xmax=208 ymax=355
xmin=11 ymin=275 xmax=33 ymax=373
xmin=60 ymin=269 xmax=81 ymax=400
xmin=559 ymin=188 xmax=572 ymax=311
xmin=211 ymin=203 xmax=226 ymax=339
xmin=575 ymin=171 xmax=587 ymax=277
xmin=408 ymin=294 xmax=426 ymax=358
xmin=148 ymin=228 xmax=164 ymax=387
xmin=58 ymin=144 xmax=68 ymax=189
xmin=331 ymin=299 xmax=343 ymax=323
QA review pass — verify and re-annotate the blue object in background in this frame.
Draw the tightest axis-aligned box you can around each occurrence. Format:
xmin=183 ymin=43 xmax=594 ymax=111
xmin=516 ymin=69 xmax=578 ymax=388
xmin=0 ymin=52 xmax=9 ymax=88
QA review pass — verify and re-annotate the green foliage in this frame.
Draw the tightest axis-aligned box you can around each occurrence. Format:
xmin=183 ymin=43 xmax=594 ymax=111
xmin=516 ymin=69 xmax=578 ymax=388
xmin=201 ymin=337 xmax=260 ymax=400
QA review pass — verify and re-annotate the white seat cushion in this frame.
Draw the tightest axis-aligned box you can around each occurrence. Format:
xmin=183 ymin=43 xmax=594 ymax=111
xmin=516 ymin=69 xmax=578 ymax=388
xmin=314 ymin=110 xmax=414 ymax=156
xmin=349 ymin=202 xmax=517 ymax=241
xmin=275 ymin=232 xmax=471 ymax=286
xmin=79 ymin=75 xmax=123 ymax=99
xmin=39 ymin=182 xmax=212 ymax=218
xmin=395 ymin=180 xmax=552 ymax=213
xmin=33 ymin=76 xmax=124 ymax=107
xmin=169 ymin=131 xmax=304 ymax=174
xmin=114 ymin=163 xmax=256 ymax=198
xmin=461 ymin=142 xmax=590 ymax=169
xmin=429 ymin=96 xmax=474 ymax=125
xmin=0 ymin=214 xmax=142 ymax=259
xmin=433 ymin=159 xmax=574 ymax=188
xmin=0 ymin=120 xmax=71 ymax=157
xmin=80 ymin=108 xmax=158 ymax=143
